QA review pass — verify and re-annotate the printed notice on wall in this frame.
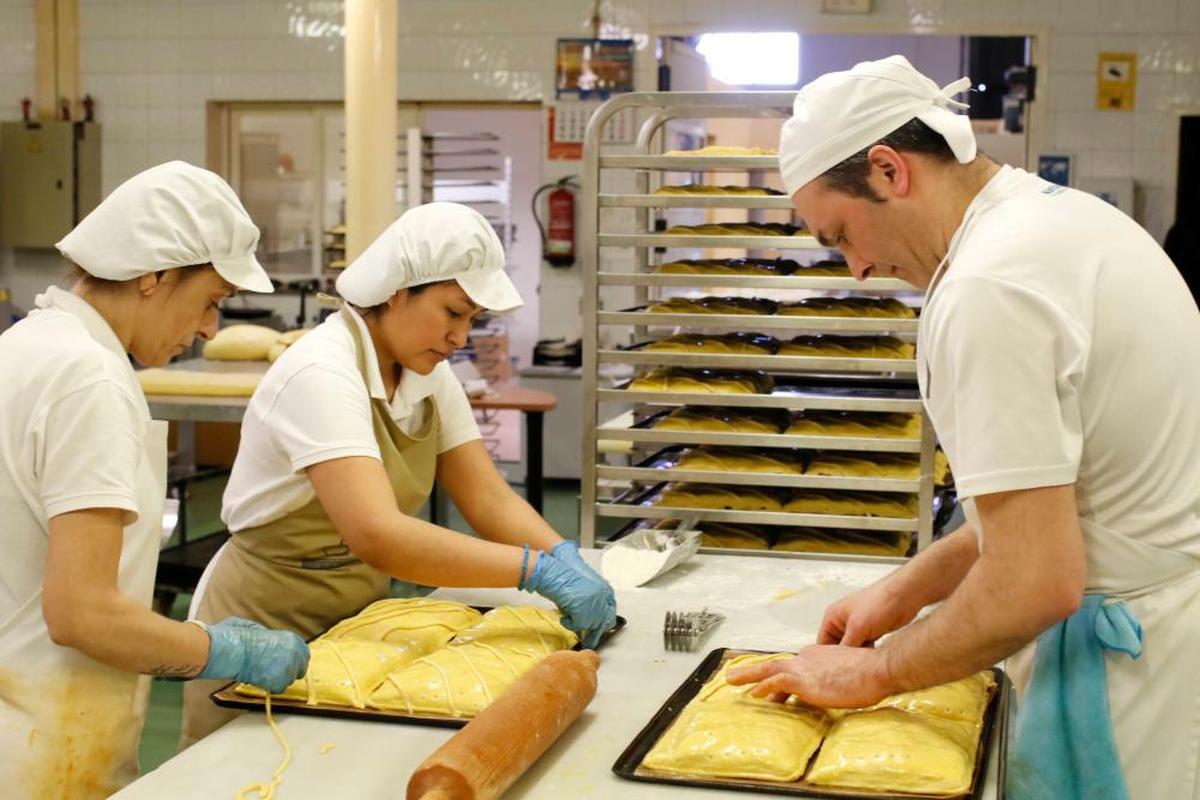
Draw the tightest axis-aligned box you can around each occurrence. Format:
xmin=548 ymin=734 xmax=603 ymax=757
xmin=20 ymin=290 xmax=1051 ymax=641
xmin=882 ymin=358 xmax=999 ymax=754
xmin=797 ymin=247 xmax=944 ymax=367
xmin=1096 ymin=52 xmax=1136 ymax=111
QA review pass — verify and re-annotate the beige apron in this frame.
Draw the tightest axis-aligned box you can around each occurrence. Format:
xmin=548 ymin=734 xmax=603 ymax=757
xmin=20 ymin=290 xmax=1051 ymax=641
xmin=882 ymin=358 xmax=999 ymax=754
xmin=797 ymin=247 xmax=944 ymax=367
xmin=180 ymin=312 xmax=440 ymax=747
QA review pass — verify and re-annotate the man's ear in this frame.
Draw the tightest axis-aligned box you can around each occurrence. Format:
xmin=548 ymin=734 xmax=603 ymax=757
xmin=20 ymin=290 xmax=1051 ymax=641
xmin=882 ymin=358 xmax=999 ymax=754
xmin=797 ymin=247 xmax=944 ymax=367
xmin=866 ymin=144 xmax=912 ymax=199
xmin=135 ymin=271 xmax=163 ymax=297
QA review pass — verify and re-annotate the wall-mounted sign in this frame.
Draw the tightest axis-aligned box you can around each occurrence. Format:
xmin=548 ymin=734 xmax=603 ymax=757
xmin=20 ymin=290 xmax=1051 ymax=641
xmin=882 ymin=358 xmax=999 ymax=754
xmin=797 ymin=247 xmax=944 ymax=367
xmin=1096 ymin=52 xmax=1137 ymax=111
xmin=1037 ymin=154 xmax=1072 ymax=187
xmin=556 ymin=38 xmax=635 ymax=100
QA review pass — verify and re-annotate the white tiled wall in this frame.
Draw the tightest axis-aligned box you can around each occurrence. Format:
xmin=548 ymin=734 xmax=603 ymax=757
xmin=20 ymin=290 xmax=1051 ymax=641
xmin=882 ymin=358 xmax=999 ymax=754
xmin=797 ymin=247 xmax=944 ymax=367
xmin=0 ymin=0 xmax=1198 ymax=335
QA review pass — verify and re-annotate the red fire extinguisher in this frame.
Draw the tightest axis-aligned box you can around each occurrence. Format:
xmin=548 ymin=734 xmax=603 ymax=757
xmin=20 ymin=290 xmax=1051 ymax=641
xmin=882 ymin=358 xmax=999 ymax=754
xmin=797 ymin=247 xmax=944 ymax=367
xmin=534 ymin=177 xmax=578 ymax=267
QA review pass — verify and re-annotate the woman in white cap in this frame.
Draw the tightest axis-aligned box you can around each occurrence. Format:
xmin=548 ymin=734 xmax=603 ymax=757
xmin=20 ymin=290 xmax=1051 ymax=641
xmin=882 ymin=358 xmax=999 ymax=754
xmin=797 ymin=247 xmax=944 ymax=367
xmin=180 ymin=201 xmax=616 ymax=744
xmin=726 ymin=56 xmax=1200 ymax=799
xmin=0 ymin=161 xmax=310 ymax=798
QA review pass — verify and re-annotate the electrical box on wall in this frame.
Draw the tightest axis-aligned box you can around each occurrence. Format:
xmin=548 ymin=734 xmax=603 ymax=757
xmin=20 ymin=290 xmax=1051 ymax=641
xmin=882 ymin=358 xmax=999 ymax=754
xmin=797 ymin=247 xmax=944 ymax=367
xmin=0 ymin=121 xmax=101 ymax=248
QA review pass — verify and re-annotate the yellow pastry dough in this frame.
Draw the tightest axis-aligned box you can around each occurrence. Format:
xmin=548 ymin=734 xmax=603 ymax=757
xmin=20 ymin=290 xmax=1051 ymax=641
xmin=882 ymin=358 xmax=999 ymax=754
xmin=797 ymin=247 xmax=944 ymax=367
xmin=795 ymin=260 xmax=852 ymax=277
xmin=235 ymin=639 xmax=410 ymax=708
xmin=778 ymin=297 xmax=915 ymax=318
xmin=321 ymin=598 xmax=482 ymax=656
xmin=266 ymin=329 xmax=309 ymax=362
xmin=786 ymin=411 xmax=921 ymax=439
xmin=779 ymin=335 xmax=915 ymax=359
xmin=643 ymin=653 xmax=829 ymax=781
xmin=698 ymin=523 xmax=772 ymax=550
xmin=136 ymin=368 xmax=262 ymax=397
xmin=868 ymin=671 xmax=995 ymax=723
xmin=656 ymin=483 xmax=783 ymax=512
xmin=369 ymin=606 xmax=577 ymax=718
xmin=665 ymin=222 xmax=801 ymax=236
xmin=654 ymin=407 xmax=787 ymax=434
xmin=676 ymin=446 xmax=803 ymax=475
xmin=772 ymin=527 xmax=912 ymax=557
xmin=653 ymin=184 xmax=783 ymax=196
xmin=646 ymin=296 xmax=777 ymax=315
xmin=804 ymin=453 xmax=921 ymax=479
xmin=663 ymin=145 xmax=776 ymax=156
xmin=629 ymin=368 xmax=774 ymax=395
xmin=655 ymin=258 xmax=797 ymax=276
xmin=203 ymin=324 xmax=281 ymax=361
xmin=644 ymin=333 xmax=779 ymax=355
xmin=783 ymin=490 xmax=918 ymax=518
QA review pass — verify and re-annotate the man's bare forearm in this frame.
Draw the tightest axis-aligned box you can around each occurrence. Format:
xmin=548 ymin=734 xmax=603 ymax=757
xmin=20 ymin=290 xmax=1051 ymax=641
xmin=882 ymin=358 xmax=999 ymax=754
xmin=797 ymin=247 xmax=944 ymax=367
xmin=884 ymin=524 xmax=980 ymax=611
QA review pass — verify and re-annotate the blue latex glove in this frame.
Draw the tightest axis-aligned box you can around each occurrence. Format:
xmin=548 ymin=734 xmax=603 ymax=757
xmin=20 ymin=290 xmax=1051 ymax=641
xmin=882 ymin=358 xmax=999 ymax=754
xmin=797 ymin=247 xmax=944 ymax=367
xmin=524 ymin=548 xmax=617 ymax=650
xmin=552 ymin=540 xmax=606 ymax=585
xmin=195 ymin=617 xmax=310 ymax=694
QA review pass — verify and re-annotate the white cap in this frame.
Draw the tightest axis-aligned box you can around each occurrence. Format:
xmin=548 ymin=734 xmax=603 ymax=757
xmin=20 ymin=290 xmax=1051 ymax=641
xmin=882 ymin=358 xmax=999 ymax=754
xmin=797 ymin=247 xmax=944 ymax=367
xmin=779 ymin=55 xmax=977 ymax=197
xmin=56 ymin=161 xmax=273 ymax=293
xmin=336 ymin=202 xmax=522 ymax=313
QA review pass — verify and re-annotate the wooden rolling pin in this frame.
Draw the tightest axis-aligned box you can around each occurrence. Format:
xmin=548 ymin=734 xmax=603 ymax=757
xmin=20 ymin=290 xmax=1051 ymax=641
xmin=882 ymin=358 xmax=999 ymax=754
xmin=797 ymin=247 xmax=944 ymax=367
xmin=406 ymin=649 xmax=600 ymax=800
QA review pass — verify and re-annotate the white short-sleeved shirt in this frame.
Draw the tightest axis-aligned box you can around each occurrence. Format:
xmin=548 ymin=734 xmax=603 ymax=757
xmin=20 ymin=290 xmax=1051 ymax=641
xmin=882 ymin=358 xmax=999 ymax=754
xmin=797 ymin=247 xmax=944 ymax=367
xmin=221 ymin=306 xmax=481 ymax=531
xmin=0 ymin=287 xmax=149 ymax=617
xmin=918 ymin=166 xmax=1200 ymax=567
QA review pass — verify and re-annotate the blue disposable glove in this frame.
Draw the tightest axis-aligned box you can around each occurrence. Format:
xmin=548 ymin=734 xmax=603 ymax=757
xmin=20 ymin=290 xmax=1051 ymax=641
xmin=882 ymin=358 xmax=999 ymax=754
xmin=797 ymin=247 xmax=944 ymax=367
xmin=551 ymin=540 xmax=606 ymax=585
xmin=195 ymin=617 xmax=310 ymax=694
xmin=524 ymin=547 xmax=617 ymax=650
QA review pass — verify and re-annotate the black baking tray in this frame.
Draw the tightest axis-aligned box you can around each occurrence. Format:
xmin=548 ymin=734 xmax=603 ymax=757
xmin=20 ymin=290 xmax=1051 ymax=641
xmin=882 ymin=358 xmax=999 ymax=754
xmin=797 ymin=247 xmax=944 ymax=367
xmin=613 ymin=647 xmax=1009 ymax=799
xmin=211 ymin=608 xmax=626 ymax=729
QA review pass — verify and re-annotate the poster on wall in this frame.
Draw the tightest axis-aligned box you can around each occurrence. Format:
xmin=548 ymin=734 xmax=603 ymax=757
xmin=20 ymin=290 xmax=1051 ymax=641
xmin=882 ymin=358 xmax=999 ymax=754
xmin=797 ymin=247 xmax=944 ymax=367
xmin=556 ymin=38 xmax=634 ymax=100
xmin=1096 ymin=52 xmax=1137 ymax=111
xmin=1037 ymin=154 xmax=1072 ymax=187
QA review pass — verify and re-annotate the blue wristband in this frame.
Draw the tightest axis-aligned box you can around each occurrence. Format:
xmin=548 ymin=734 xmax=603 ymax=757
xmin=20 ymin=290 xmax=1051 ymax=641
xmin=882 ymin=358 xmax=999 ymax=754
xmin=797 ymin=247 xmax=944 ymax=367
xmin=518 ymin=544 xmax=531 ymax=591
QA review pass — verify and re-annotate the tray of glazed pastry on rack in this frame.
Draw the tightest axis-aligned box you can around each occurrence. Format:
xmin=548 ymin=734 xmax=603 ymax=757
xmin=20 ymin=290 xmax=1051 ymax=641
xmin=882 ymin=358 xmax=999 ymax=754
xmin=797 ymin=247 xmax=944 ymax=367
xmin=609 ymin=518 xmax=917 ymax=561
xmin=211 ymin=598 xmax=626 ymax=728
xmin=613 ymin=648 xmax=1010 ymax=799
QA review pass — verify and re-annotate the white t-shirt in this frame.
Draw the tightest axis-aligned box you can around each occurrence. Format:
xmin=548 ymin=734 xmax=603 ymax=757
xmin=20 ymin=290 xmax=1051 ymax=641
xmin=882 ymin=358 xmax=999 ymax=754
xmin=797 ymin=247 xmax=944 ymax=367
xmin=0 ymin=287 xmax=149 ymax=617
xmin=918 ymin=166 xmax=1200 ymax=571
xmin=221 ymin=306 xmax=481 ymax=531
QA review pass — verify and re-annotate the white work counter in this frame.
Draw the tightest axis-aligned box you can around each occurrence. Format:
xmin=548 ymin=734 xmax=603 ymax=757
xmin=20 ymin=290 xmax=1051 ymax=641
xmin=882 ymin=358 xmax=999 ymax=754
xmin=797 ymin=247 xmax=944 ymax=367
xmin=115 ymin=552 xmax=1003 ymax=799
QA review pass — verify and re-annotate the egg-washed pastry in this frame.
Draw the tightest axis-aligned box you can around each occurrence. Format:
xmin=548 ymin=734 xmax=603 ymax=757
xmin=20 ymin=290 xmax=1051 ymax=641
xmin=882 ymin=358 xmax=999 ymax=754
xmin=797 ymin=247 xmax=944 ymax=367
xmin=646 ymin=296 xmax=778 ymax=315
xmin=778 ymin=297 xmax=916 ymax=319
xmin=202 ymin=323 xmax=280 ymax=361
xmin=369 ymin=606 xmax=577 ymax=718
xmin=643 ymin=653 xmax=829 ymax=781
xmin=783 ymin=489 xmax=918 ymax=518
xmin=662 ymin=145 xmax=776 ymax=157
xmin=656 ymin=483 xmax=784 ymax=512
xmin=804 ymin=453 xmax=921 ymax=480
xmin=629 ymin=367 xmax=774 ymax=395
xmin=235 ymin=639 xmax=411 ymax=708
xmin=321 ymin=598 xmax=482 ymax=655
xmin=806 ymin=707 xmax=982 ymax=795
xmin=665 ymin=222 xmax=802 ymax=237
xmin=643 ymin=332 xmax=780 ymax=355
xmin=794 ymin=259 xmax=853 ymax=277
xmin=655 ymin=258 xmax=798 ymax=276
xmin=137 ymin=369 xmax=262 ymax=398
xmin=772 ymin=526 xmax=912 ymax=557
xmin=653 ymin=184 xmax=784 ymax=196
xmin=786 ymin=411 xmax=921 ymax=439
xmin=936 ymin=448 xmax=952 ymax=486
xmin=676 ymin=446 xmax=804 ymax=475
xmin=868 ymin=671 xmax=996 ymax=723
xmin=654 ymin=406 xmax=788 ymax=434
xmin=696 ymin=522 xmax=773 ymax=550
xmin=779 ymin=335 xmax=916 ymax=359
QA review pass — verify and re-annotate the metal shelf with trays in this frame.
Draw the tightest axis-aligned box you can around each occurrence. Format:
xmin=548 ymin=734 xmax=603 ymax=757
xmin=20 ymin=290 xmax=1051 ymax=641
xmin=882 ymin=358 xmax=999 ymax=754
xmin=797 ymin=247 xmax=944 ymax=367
xmin=581 ymin=91 xmax=943 ymax=561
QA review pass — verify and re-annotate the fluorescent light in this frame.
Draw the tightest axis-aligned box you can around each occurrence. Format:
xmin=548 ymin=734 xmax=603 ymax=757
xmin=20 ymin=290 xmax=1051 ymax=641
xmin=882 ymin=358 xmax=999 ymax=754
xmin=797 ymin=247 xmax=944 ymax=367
xmin=696 ymin=32 xmax=800 ymax=86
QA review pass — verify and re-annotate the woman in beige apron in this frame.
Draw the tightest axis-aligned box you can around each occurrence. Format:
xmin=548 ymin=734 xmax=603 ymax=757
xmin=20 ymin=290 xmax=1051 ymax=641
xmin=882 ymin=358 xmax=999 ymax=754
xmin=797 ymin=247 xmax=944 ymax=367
xmin=182 ymin=203 xmax=617 ymax=746
xmin=0 ymin=162 xmax=307 ymax=799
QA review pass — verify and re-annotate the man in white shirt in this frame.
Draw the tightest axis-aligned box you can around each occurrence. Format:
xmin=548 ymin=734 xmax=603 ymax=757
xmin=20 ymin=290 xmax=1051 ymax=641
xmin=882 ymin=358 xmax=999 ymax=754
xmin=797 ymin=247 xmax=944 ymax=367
xmin=727 ymin=56 xmax=1200 ymax=800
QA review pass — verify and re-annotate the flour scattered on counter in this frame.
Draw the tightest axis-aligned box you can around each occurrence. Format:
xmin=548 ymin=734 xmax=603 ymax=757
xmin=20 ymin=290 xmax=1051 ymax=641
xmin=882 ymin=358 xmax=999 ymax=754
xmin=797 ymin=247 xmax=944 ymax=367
xmin=602 ymin=544 xmax=671 ymax=589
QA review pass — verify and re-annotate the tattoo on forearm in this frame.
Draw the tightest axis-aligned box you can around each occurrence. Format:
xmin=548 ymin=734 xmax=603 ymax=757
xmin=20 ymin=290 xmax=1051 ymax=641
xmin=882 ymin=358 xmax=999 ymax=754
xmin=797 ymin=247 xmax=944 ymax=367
xmin=148 ymin=663 xmax=201 ymax=678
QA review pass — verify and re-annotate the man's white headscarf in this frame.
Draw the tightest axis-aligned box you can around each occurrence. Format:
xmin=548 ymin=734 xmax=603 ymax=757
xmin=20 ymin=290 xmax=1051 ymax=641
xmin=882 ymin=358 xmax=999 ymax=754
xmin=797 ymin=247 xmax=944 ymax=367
xmin=779 ymin=55 xmax=977 ymax=198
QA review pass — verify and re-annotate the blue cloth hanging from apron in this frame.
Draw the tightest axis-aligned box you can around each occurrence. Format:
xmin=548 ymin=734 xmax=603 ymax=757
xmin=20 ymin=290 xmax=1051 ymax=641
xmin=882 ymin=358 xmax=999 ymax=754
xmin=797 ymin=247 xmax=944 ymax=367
xmin=1007 ymin=594 xmax=1143 ymax=800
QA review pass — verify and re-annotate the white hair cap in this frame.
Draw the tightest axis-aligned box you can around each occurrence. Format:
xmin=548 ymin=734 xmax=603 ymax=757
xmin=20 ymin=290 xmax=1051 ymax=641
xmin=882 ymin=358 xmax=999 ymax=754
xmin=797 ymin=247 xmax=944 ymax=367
xmin=779 ymin=55 xmax=977 ymax=197
xmin=336 ymin=202 xmax=522 ymax=312
xmin=56 ymin=160 xmax=272 ymax=292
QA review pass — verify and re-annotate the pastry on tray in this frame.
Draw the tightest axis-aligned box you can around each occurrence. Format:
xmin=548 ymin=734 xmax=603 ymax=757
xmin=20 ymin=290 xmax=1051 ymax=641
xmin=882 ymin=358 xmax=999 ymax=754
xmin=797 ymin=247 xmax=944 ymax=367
xmin=786 ymin=411 xmax=921 ymax=439
xmin=675 ymin=446 xmax=804 ymax=475
xmin=643 ymin=332 xmax=780 ymax=355
xmin=804 ymin=453 xmax=921 ymax=480
xmin=655 ymin=258 xmax=798 ymax=276
xmin=653 ymin=184 xmax=784 ymax=196
xmin=695 ymin=522 xmax=773 ymax=550
xmin=136 ymin=369 xmax=262 ymax=398
xmin=778 ymin=297 xmax=915 ymax=319
xmin=321 ymin=598 xmax=482 ymax=655
xmin=628 ymin=367 xmax=774 ymax=395
xmin=771 ymin=526 xmax=912 ymax=557
xmin=662 ymin=145 xmax=776 ymax=157
xmin=369 ymin=607 xmax=577 ymax=718
xmin=643 ymin=653 xmax=830 ymax=781
xmin=794 ymin=260 xmax=853 ymax=277
xmin=655 ymin=483 xmax=784 ymax=512
xmin=779 ymin=334 xmax=916 ymax=359
xmin=783 ymin=489 xmax=918 ymax=518
xmin=665 ymin=222 xmax=802 ymax=237
xmin=645 ymin=296 xmax=778 ymax=315
xmin=235 ymin=639 xmax=412 ymax=708
xmin=653 ymin=406 xmax=788 ymax=434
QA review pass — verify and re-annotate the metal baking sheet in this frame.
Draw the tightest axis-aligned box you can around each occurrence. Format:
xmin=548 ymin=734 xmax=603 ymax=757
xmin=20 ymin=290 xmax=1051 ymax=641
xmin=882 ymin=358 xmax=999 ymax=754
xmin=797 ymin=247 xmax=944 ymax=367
xmin=596 ymin=417 xmax=921 ymax=454
xmin=600 ymin=154 xmax=780 ymax=170
xmin=210 ymin=610 xmax=627 ymax=729
xmin=600 ymin=233 xmax=826 ymax=250
xmin=599 ymin=381 xmax=923 ymax=414
xmin=600 ymin=349 xmax=917 ymax=375
xmin=597 ymin=501 xmax=920 ymax=532
xmin=600 ymin=310 xmax=920 ymax=334
xmin=599 ymin=193 xmax=796 ymax=209
xmin=613 ymin=648 xmax=1008 ymax=799
xmin=597 ymin=272 xmax=914 ymax=292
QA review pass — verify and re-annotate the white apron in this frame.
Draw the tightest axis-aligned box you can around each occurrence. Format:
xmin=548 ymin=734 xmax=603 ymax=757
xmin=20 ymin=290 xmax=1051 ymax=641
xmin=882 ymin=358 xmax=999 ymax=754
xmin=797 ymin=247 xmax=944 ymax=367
xmin=0 ymin=420 xmax=168 ymax=799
